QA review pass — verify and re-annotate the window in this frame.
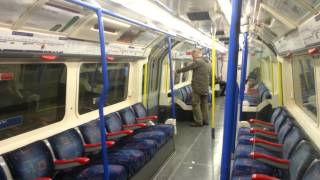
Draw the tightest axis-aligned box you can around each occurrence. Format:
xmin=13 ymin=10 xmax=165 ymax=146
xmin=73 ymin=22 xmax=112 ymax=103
xmin=182 ymin=62 xmax=190 ymax=82
xmin=78 ymin=63 xmax=129 ymax=114
xmin=174 ymin=61 xmax=182 ymax=84
xmin=0 ymin=63 xmax=66 ymax=141
xmin=292 ymin=56 xmax=317 ymax=120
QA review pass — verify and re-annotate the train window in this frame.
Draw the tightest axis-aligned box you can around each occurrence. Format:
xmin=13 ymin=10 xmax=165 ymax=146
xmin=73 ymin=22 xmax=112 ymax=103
xmin=78 ymin=63 xmax=129 ymax=114
xmin=182 ymin=62 xmax=189 ymax=82
xmin=174 ymin=61 xmax=182 ymax=84
xmin=0 ymin=64 xmax=66 ymax=141
xmin=292 ymin=56 xmax=317 ymax=120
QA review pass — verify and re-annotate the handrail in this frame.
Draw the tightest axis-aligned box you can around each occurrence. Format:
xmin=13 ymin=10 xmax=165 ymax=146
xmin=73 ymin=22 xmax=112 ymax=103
xmin=220 ymin=0 xmax=243 ymax=179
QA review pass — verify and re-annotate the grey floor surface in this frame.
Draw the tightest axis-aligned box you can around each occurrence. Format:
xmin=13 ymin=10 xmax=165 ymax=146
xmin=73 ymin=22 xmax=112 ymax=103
xmin=153 ymin=97 xmax=225 ymax=180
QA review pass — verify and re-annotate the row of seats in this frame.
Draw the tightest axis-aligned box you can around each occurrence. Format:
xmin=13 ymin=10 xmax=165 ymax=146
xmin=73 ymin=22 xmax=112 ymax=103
xmin=244 ymin=82 xmax=271 ymax=106
xmin=0 ymin=103 xmax=174 ymax=180
xmin=232 ymin=107 xmax=320 ymax=180
xmin=172 ymin=85 xmax=212 ymax=105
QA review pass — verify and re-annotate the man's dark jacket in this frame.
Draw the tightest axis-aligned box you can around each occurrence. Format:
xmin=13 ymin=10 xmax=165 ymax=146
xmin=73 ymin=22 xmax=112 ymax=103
xmin=177 ymin=58 xmax=210 ymax=95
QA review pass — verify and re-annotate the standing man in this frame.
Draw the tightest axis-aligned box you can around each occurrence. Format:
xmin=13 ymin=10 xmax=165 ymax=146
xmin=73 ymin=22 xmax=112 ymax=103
xmin=176 ymin=49 xmax=211 ymax=127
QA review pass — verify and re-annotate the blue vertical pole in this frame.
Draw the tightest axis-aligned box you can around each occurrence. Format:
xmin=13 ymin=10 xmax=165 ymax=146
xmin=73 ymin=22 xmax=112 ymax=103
xmin=220 ymin=0 xmax=243 ymax=179
xmin=167 ymin=36 xmax=176 ymax=118
xmin=231 ymin=84 xmax=239 ymax=153
xmin=96 ymin=9 xmax=110 ymax=180
xmin=239 ymin=32 xmax=249 ymax=121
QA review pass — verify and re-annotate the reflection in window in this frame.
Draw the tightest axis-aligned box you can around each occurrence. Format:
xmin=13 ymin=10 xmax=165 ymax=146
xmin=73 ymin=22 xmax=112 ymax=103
xmin=292 ymin=56 xmax=317 ymax=120
xmin=174 ymin=61 xmax=182 ymax=84
xmin=0 ymin=64 xmax=66 ymax=141
xmin=182 ymin=62 xmax=190 ymax=82
xmin=78 ymin=63 xmax=129 ymax=114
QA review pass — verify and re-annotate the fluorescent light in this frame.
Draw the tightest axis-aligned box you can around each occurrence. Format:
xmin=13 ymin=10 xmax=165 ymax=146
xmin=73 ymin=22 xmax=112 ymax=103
xmin=217 ymin=0 xmax=232 ymax=24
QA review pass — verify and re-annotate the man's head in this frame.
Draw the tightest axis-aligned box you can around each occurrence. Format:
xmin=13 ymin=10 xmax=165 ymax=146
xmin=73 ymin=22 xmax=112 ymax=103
xmin=192 ymin=49 xmax=203 ymax=60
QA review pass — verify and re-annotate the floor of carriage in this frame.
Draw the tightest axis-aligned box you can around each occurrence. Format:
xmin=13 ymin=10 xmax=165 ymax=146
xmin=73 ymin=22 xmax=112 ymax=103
xmin=153 ymin=97 xmax=225 ymax=180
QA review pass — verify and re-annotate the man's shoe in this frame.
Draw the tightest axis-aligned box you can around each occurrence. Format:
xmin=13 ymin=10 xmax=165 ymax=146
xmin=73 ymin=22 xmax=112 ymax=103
xmin=189 ymin=122 xmax=203 ymax=127
xmin=203 ymin=122 xmax=209 ymax=126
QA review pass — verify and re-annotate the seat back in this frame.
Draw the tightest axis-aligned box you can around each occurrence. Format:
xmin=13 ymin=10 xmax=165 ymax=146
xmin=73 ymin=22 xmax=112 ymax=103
xmin=274 ymin=113 xmax=289 ymax=132
xmin=79 ymin=120 xmax=101 ymax=144
xmin=119 ymin=107 xmax=137 ymax=125
xmin=302 ymin=159 xmax=320 ymax=180
xmin=289 ymin=141 xmax=318 ymax=180
xmin=48 ymin=129 xmax=85 ymax=160
xmin=261 ymin=90 xmax=271 ymax=101
xmin=269 ymin=107 xmax=283 ymax=124
xmin=174 ymin=89 xmax=183 ymax=100
xmin=105 ymin=113 xmax=123 ymax=132
xmin=282 ymin=127 xmax=304 ymax=159
xmin=132 ymin=103 xmax=147 ymax=118
xmin=180 ymin=87 xmax=188 ymax=102
xmin=4 ymin=141 xmax=54 ymax=180
xmin=185 ymin=86 xmax=192 ymax=96
xmin=277 ymin=118 xmax=293 ymax=144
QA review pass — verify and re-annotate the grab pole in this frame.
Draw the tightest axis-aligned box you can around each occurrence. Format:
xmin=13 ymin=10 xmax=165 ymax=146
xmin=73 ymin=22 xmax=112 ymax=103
xmin=239 ymin=32 xmax=249 ymax=120
xmin=167 ymin=36 xmax=176 ymax=118
xmin=211 ymin=41 xmax=216 ymax=139
xmin=96 ymin=9 xmax=110 ymax=180
xmin=220 ymin=0 xmax=243 ymax=179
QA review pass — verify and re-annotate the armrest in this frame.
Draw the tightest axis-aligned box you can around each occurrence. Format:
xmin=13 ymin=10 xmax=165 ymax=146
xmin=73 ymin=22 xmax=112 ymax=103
xmin=54 ymin=157 xmax=90 ymax=170
xmin=250 ymin=128 xmax=277 ymax=137
xmin=107 ymin=130 xmax=134 ymax=140
xmin=136 ymin=115 xmax=158 ymax=122
xmin=249 ymin=119 xmax=273 ymax=127
xmin=34 ymin=178 xmax=53 ymax=180
xmin=252 ymin=174 xmax=281 ymax=180
xmin=84 ymin=141 xmax=115 ymax=153
xmin=250 ymin=138 xmax=282 ymax=152
xmin=123 ymin=123 xmax=147 ymax=130
xmin=250 ymin=152 xmax=289 ymax=169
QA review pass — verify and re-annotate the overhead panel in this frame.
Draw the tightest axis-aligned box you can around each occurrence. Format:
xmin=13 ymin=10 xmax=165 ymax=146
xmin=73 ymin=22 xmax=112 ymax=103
xmin=0 ymin=0 xmax=36 ymax=26
xmin=264 ymin=0 xmax=310 ymax=22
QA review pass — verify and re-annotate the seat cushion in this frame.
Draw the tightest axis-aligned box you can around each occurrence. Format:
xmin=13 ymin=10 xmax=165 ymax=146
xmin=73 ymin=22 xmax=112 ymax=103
xmin=234 ymin=144 xmax=277 ymax=159
xmin=233 ymin=158 xmax=275 ymax=176
xmin=237 ymin=134 xmax=254 ymax=145
xmin=238 ymin=127 xmax=250 ymax=136
xmin=77 ymin=164 xmax=127 ymax=180
xmin=115 ymin=138 xmax=158 ymax=161
xmin=136 ymin=124 xmax=174 ymax=138
xmin=107 ymin=149 xmax=145 ymax=176
xmin=132 ymin=130 xmax=167 ymax=147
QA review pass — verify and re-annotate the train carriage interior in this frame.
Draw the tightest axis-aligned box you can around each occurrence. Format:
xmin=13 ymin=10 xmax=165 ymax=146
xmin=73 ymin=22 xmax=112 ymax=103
xmin=1 ymin=0 xmax=320 ymax=180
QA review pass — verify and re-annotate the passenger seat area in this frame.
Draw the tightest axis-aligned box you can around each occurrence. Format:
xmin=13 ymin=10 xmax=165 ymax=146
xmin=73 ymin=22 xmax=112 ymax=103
xmin=0 ymin=102 xmax=175 ymax=180
xmin=231 ymin=107 xmax=320 ymax=180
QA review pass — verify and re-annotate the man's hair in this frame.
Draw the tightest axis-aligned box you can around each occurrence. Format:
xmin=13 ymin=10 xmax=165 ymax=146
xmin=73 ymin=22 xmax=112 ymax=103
xmin=192 ymin=48 xmax=203 ymax=57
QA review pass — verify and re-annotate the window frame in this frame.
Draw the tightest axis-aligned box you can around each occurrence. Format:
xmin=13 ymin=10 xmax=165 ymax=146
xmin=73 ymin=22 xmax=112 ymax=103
xmin=76 ymin=61 xmax=130 ymax=116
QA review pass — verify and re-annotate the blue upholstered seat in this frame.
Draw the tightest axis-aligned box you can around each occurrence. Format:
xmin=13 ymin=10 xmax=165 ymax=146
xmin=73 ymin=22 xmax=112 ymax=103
xmin=4 ymin=141 xmax=55 ymax=180
xmin=231 ymin=176 xmax=251 ymax=180
xmin=49 ymin=128 xmax=143 ymax=177
xmin=105 ymin=113 xmax=158 ymax=157
xmin=234 ymin=144 xmax=276 ymax=159
xmin=77 ymin=164 xmax=127 ymax=180
xmin=132 ymin=103 xmax=175 ymax=138
xmin=119 ymin=108 xmax=167 ymax=146
xmin=302 ymin=159 xmax=320 ymax=180
xmin=232 ymin=157 xmax=276 ymax=176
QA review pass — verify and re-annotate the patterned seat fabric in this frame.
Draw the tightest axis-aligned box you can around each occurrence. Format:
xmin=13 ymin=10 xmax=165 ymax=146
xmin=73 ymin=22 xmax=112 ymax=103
xmin=132 ymin=103 xmax=175 ymax=138
xmin=105 ymin=114 xmax=158 ymax=159
xmin=119 ymin=107 xmax=167 ymax=146
xmin=234 ymin=144 xmax=278 ymax=159
xmin=232 ymin=158 xmax=276 ymax=176
xmin=231 ymin=176 xmax=251 ymax=180
xmin=302 ymin=159 xmax=320 ymax=180
xmin=77 ymin=164 xmax=127 ymax=180
xmin=4 ymin=141 xmax=54 ymax=180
